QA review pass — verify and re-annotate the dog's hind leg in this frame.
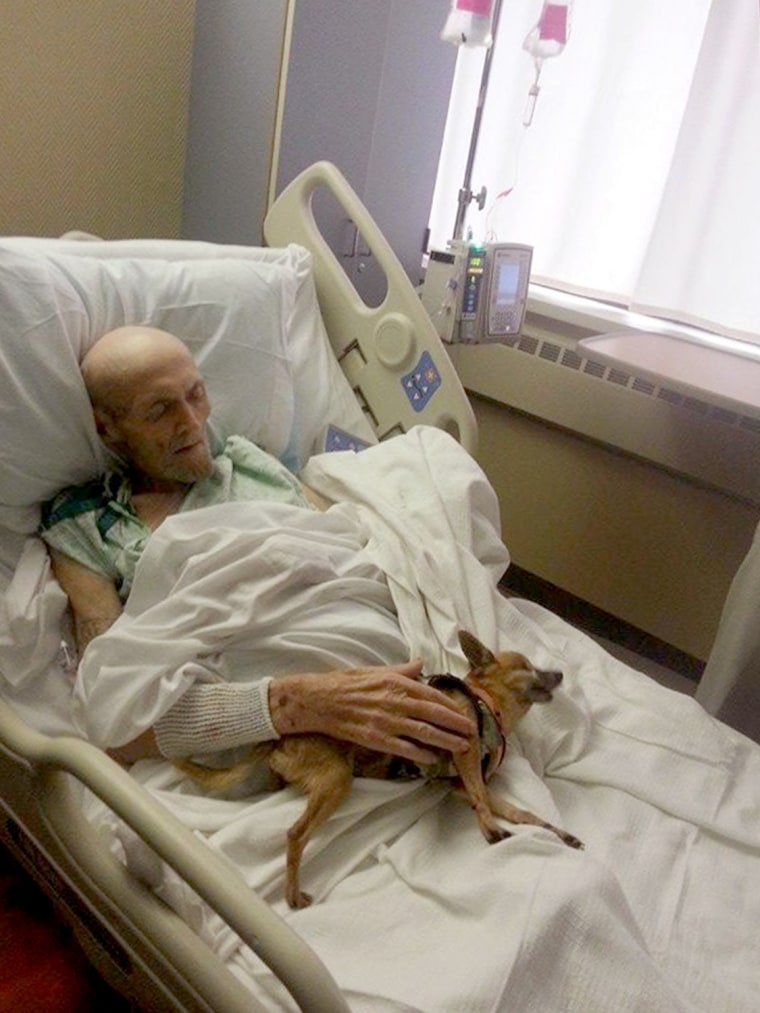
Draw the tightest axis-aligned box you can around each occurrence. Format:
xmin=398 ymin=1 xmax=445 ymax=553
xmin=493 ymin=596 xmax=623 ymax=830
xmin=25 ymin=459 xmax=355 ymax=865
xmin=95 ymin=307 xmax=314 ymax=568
xmin=486 ymin=792 xmax=584 ymax=850
xmin=269 ymin=739 xmax=354 ymax=909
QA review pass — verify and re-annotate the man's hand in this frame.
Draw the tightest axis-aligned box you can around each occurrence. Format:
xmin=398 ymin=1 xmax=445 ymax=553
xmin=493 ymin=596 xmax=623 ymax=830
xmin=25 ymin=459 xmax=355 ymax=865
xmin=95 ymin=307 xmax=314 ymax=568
xmin=269 ymin=662 xmax=477 ymax=766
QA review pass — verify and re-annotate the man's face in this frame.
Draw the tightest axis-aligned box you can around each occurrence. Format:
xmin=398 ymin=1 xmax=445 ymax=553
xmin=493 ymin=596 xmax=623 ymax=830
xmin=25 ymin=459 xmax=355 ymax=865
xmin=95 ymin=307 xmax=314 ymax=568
xmin=99 ymin=351 xmax=213 ymax=489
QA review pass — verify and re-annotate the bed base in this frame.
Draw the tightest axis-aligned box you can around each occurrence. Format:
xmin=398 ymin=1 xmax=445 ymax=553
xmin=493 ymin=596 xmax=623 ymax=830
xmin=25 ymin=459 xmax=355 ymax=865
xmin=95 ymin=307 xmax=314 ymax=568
xmin=0 ymin=698 xmax=348 ymax=1012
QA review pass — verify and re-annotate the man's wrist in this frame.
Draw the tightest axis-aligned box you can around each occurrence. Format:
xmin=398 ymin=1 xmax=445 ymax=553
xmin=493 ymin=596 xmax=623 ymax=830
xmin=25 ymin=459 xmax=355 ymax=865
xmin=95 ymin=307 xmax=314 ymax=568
xmin=269 ymin=672 xmax=313 ymax=736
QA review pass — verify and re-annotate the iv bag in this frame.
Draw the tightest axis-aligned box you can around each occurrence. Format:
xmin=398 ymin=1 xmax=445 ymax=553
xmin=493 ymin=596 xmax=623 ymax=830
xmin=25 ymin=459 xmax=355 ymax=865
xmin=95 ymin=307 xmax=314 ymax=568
xmin=521 ymin=2 xmax=572 ymax=126
xmin=523 ymin=2 xmax=570 ymax=63
xmin=441 ymin=0 xmax=496 ymax=49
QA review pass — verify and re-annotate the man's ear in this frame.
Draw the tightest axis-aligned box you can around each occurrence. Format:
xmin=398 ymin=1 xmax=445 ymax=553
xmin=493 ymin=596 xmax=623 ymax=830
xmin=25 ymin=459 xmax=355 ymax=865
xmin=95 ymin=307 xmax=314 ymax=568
xmin=93 ymin=408 xmax=121 ymax=451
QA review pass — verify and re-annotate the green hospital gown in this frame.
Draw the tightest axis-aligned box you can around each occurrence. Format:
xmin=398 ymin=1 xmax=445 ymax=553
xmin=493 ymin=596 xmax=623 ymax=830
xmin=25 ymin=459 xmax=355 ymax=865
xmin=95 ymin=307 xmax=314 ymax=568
xmin=39 ymin=435 xmax=312 ymax=599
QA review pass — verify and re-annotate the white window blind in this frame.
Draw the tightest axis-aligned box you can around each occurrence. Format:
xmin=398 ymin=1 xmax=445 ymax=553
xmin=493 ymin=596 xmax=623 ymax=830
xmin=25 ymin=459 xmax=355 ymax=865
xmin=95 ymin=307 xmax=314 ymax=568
xmin=428 ymin=0 xmax=760 ymax=344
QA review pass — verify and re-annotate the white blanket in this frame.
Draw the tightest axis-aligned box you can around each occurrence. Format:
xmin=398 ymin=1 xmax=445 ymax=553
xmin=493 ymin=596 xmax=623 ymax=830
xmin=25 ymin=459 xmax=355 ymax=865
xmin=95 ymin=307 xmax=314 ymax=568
xmin=74 ymin=428 xmax=759 ymax=1012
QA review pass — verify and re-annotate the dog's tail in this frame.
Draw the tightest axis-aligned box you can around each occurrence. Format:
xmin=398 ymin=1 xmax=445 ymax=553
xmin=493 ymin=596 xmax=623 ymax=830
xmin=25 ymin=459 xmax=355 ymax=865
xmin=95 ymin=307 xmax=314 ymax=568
xmin=176 ymin=743 xmax=274 ymax=789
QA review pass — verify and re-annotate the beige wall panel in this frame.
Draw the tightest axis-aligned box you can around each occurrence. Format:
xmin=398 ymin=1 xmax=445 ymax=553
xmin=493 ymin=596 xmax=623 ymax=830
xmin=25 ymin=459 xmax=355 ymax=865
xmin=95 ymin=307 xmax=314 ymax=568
xmin=1 ymin=1 xmax=194 ymax=239
xmin=472 ymin=395 xmax=760 ymax=660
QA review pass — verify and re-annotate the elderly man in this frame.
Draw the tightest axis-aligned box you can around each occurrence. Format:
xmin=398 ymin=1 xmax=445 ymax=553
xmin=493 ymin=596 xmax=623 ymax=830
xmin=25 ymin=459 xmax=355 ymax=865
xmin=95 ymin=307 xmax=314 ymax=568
xmin=41 ymin=326 xmax=474 ymax=765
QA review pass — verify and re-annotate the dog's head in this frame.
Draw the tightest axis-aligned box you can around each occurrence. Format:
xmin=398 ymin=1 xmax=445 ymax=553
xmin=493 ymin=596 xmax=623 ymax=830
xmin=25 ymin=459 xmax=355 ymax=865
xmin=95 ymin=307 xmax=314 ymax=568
xmin=458 ymin=630 xmax=563 ymax=729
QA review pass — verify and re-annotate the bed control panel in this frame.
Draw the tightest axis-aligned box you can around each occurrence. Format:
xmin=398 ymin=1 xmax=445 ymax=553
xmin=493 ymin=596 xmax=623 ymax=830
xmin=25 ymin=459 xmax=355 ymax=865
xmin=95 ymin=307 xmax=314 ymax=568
xmin=402 ymin=352 xmax=442 ymax=413
xmin=325 ymin=425 xmax=371 ymax=453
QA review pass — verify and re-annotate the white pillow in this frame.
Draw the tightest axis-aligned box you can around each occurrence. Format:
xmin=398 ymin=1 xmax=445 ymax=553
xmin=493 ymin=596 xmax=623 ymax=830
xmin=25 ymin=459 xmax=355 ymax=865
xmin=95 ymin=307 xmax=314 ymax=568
xmin=0 ymin=239 xmax=374 ymax=536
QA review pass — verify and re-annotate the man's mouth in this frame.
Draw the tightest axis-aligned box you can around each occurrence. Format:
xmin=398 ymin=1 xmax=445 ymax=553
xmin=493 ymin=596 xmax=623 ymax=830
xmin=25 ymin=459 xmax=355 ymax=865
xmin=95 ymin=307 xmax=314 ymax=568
xmin=173 ymin=439 xmax=205 ymax=455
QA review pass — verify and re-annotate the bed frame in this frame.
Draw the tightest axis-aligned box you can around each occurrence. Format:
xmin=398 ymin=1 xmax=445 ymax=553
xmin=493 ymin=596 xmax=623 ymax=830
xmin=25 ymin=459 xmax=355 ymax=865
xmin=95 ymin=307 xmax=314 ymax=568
xmin=0 ymin=162 xmax=476 ymax=1012
xmin=264 ymin=161 xmax=477 ymax=453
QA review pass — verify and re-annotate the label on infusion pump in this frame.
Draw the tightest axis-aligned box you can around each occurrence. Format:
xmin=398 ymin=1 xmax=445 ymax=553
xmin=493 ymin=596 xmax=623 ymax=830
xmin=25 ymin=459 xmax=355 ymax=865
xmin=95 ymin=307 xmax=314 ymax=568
xmin=484 ymin=244 xmax=532 ymax=338
xmin=460 ymin=247 xmax=486 ymax=321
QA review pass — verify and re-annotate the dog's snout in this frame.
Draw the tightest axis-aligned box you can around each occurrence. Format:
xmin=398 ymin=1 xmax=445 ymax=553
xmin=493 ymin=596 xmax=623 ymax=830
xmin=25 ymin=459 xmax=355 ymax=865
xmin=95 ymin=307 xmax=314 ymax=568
xmin=539 ymin=669 xmax=563 ymax=689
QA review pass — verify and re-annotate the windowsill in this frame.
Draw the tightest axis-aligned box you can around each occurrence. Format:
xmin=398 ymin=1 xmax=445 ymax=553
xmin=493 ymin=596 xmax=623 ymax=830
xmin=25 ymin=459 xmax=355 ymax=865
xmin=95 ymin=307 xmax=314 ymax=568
xmin=527 ymin=284 xmax=760 ymax=364
xmin=527 ymin=285 xmax=760 ymax=419
xmin=578 ymin=332 xmax=760 ymax=417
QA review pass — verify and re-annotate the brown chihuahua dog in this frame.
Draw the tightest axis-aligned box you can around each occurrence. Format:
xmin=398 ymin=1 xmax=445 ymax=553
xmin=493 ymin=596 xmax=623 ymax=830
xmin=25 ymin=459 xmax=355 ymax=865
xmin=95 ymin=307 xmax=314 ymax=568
xmin=179 ymin=631 xmax=583 ymax=908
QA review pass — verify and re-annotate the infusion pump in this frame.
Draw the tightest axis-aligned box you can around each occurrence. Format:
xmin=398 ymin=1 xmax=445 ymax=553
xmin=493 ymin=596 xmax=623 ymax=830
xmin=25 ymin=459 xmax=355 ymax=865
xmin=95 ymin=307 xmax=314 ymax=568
xmin=421 ymin=241 xmax=532 ymax=344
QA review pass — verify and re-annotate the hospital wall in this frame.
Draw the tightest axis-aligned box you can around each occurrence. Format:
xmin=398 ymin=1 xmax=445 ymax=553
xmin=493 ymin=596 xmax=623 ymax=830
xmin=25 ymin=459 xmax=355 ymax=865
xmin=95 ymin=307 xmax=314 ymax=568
xmin=0 ymin=1 xmax=194 ymax=239
xmin=182 ymin=0 xmax=457 ymax=295
xmin=450 ymin=336 xmax=760 ymax=663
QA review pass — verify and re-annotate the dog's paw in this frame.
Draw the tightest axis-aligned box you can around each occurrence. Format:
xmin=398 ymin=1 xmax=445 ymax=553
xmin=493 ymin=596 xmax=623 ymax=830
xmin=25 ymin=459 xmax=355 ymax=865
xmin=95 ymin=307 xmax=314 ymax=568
xmin=485 ymin=826 xmax=513 ymax=844
xmin=557 ymin=830 xmax=584 ymax=850
xmin=540 ymin=822 xmax=584 ymax=850
xmin=287 ymin=889 xmax=314 ymax=910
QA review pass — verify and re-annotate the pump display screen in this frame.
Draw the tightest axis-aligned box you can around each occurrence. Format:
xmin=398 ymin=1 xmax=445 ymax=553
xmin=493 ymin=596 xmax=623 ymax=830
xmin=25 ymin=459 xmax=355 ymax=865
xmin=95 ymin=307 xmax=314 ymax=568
xmin=495 ymin=262 xmax=520 ymax=305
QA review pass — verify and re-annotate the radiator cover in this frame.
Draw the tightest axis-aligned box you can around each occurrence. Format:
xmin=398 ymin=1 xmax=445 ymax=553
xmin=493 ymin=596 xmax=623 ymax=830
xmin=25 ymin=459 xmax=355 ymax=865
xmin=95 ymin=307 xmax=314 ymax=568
xmin=449 ymin=304 xmax=760 ymax=507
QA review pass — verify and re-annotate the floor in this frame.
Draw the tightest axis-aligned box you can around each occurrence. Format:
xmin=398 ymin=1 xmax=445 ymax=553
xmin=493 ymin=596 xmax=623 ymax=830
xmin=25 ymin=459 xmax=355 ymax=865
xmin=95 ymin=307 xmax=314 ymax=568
xmin=499 ymin=564 xmax=702 ymax=697
xmin=589 ymin=634 xmax=697 ymax=696
xmin=0 ymin=842 xmax=132 ymax=1011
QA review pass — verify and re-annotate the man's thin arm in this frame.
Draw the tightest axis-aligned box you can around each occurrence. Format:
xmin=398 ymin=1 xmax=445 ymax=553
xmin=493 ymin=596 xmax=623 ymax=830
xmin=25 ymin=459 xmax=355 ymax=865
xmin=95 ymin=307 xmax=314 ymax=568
xmin=48 ymin=547 xmax=123 ymax=653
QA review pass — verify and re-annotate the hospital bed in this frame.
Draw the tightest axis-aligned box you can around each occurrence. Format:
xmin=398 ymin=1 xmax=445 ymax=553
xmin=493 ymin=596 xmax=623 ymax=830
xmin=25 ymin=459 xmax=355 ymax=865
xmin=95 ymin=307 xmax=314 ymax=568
xmin=1 ymin=162 xmax=758 ymax=1013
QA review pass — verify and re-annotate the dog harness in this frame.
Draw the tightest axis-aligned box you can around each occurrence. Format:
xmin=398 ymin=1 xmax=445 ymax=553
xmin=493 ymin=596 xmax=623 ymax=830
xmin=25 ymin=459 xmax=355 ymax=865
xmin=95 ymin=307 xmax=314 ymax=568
xmin=386 ymin=674 xmax=507 ymax=782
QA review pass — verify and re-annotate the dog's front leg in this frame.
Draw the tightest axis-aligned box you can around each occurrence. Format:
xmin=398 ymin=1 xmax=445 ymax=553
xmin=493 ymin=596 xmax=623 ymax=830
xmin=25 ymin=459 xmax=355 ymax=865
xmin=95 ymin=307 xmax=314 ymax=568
xmin=451 ymin=747 xmax=513 ymax=844
xmin=486 ymin=792 xmax=583 ymax=850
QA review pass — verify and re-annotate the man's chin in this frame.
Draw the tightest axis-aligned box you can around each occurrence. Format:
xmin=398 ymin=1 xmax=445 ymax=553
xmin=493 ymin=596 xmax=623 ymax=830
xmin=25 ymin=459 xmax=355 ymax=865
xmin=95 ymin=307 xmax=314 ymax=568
xmin=170 ymin=447 xmax=213 ymax=484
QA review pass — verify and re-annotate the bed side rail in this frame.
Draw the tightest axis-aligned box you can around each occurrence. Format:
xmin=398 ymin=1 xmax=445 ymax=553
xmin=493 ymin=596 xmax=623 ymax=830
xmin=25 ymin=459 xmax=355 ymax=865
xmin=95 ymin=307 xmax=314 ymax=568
xmin=0 ymin=697 xmax=349 ymax=1013
xmin=264 ymin=160 xmax=478 ymax=453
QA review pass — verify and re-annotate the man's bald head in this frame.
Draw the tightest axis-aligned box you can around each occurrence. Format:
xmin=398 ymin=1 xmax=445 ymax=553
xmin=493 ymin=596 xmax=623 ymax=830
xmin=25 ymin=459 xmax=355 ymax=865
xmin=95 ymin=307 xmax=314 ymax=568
xmin=82 ymin=326 xmax=213 ymax=490
xmin=82 ymin=326 xmax=195 ymax=418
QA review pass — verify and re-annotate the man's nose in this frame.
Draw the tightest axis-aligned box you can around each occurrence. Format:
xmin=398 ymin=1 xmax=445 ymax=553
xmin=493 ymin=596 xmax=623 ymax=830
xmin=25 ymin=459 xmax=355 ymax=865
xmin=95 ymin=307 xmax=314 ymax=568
xmin=176 ymin=400 xmax=204 ymax=433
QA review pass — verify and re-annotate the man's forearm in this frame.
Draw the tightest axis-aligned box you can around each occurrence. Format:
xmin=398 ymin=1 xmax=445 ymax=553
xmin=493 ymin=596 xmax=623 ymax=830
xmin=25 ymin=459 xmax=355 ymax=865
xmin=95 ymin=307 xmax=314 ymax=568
xmin=48 ymin=547 xmax=124 ymax=654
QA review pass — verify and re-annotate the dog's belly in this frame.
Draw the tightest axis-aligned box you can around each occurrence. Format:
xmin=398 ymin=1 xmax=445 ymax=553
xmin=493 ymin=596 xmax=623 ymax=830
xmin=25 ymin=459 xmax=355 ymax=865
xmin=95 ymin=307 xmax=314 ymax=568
xmin=351 ymin=750 xmax=456 ymax=782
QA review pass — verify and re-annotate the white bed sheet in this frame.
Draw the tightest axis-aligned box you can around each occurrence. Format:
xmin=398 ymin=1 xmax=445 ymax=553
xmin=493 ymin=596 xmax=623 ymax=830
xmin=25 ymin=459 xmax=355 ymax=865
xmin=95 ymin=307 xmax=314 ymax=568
xmin=55 ymin=428 xmax=759 ymax=1013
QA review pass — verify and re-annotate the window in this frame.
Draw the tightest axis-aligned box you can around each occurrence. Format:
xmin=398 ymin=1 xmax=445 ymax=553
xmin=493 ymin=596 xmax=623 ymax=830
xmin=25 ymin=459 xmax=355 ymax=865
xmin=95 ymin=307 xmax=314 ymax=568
xmin=429 ymin=0 xmax=760 ymax=344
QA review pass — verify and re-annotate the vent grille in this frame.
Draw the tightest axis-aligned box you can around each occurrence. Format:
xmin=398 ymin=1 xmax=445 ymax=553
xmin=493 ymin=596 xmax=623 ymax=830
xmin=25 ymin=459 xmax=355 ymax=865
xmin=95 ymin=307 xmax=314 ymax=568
xmin=518 ymin=335 xmax=540 ymax=356
xmin=607 ymin=368 xmax=631 ymax=386
xmin=560 ymin=348 xmax=583 ymax=370
xmin=539 ymin=342 xmax=561 ymax=363
xmin=583 ymin=360 xmax=606 ymax=379
xmin=504 ymin=334 xmax=760 ymax=434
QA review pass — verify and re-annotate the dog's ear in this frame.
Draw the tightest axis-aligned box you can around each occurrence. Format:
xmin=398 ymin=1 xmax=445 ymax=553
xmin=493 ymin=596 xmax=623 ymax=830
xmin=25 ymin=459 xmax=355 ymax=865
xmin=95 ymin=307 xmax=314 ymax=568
xmin=458 ymin=630 xmax=496 ymax=670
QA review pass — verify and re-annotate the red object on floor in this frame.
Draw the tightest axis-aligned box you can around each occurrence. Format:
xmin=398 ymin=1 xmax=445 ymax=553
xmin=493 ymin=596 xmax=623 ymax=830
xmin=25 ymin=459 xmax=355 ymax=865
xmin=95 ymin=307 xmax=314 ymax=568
xmin=0 ymin=843 xmax=128 ymax=1012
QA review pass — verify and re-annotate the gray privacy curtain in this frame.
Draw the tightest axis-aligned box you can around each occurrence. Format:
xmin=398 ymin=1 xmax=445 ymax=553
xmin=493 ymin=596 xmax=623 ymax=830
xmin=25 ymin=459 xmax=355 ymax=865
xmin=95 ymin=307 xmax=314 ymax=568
xmin=697 ymin=521 xmax=760 ymax=744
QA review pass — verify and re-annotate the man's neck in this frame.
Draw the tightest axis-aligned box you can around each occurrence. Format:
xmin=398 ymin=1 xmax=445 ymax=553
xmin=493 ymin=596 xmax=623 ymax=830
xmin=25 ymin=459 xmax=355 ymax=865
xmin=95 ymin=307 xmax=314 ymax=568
xmin=130 ymin=471 xmax=190 ymax=496
xmin=131 ymin=483 xmax=189 ymax=531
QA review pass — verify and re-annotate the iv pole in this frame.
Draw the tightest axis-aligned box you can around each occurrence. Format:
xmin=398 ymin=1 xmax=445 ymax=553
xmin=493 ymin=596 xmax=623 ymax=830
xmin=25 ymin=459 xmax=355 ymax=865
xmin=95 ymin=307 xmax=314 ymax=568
xmin=451 ymin=0 xmax=504 ymax=241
